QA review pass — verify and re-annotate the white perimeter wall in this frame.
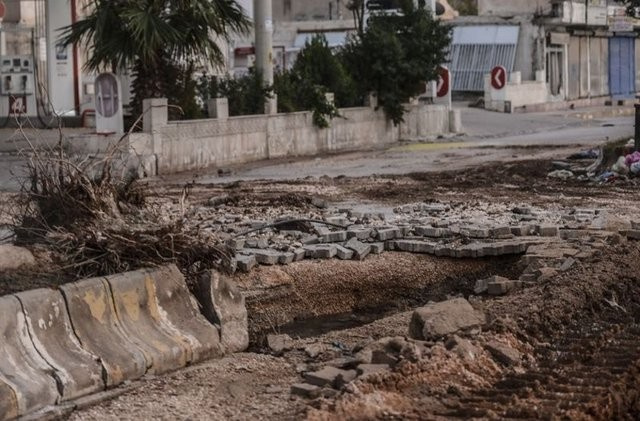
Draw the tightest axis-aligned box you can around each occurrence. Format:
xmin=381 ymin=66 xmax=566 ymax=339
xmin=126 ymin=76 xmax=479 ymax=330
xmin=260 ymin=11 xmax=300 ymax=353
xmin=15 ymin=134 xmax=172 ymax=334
xmin=141 ymin=102 xmax=452 ymax=174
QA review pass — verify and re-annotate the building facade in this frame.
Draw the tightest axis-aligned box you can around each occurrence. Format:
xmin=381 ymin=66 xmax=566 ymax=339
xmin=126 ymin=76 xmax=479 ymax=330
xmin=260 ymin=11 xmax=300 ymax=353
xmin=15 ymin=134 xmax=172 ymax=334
xmin=450 ymin=0 xmax=640 ymax=106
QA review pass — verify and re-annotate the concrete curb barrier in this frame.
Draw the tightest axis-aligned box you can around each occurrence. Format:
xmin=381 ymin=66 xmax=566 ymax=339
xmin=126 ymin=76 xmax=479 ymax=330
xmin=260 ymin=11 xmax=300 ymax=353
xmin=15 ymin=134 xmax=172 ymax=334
xmin=196 ymin=271 xmax=249 ymax=354
xmin=150 ymin=266 xmax=224 ymax=363
xmin=16 ymin=288 xmax=105 ymax=401
xmin=105 ymin=270 xmax=190 ymax=374
xmin=60 ymin=278 xmax=147 ymax=387
xmin=0 ymin=296 xmax=59 ymax=418
xmin=0 ymin=376 xmax=18 ymax=420
xmin=0 ymin=265 xmax=246 ymax=420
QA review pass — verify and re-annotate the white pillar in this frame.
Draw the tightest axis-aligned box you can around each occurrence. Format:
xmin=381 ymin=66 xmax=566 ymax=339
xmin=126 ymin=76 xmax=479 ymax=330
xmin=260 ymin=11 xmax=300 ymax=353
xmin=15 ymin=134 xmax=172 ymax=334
xmin=0 ymin=22 xmax=5 ymax=56
xmin=253 ymin=0 xmax=273 ymax=86
xmin=45 ymin=0 xmax=75 ymax=115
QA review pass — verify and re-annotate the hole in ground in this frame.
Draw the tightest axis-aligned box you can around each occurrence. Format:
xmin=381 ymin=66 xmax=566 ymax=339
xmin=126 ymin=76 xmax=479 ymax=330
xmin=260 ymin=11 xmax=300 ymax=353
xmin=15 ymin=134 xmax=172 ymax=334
xmin=245 ymin=254 xmax=523 ymax=346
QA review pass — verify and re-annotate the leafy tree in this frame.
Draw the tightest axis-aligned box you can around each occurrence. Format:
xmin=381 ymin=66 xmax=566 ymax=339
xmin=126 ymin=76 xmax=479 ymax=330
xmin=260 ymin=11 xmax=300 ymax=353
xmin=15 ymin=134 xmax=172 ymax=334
xmin=291 ymin=35 xmax=359 ymax=109
xmin=132 ymin=56 xmax=203 ymax=120
xmin=341 ymin=0 xmax=451 ymax=124
xmin=274 ymin=35 xmax=359 ymax=128
xmin=274 ymin=70 xmax=340 ymax=128
xmin=621 ymin=0 xmax=640 ymax=17
xmin=60 ymin=0 xmax=250 ymax=118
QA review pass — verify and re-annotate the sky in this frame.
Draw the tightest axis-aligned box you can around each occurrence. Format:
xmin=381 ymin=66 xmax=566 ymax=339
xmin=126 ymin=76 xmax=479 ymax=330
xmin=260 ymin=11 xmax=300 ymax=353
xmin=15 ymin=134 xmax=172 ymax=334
xmin=237 ymin=0 xmax=253 ymax=18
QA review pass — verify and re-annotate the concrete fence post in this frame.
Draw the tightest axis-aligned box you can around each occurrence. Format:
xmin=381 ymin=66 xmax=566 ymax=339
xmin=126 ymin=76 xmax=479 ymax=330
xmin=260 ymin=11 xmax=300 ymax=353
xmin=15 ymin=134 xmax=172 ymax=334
xmin=143 ymin=98 xmax=168 ymax=133
xmin=207 ymin=98 xmax=229 ymax=120
xmin=142 ymin=98 xmax=168 ymax=157
xmin=449 ymin=109 xmax=462 ymax=133
xmin=365 ymin=93 xmax=378 ymax=109
xmin=265 ymin=94 xmax=278 ymax=115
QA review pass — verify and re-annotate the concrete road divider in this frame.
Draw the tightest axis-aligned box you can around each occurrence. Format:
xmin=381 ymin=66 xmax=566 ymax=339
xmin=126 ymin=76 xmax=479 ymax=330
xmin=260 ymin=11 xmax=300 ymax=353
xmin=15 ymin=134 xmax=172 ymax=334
xmin=60 ymin=277 xmax=147 ymax=387
xmin=150 ymin=266 xmax=224 ymax=363
xmin=0 ymin=265 xmax=245 ymax=420
xmin=105 ymin=270 xmax=190 ymax=374
xmin=0 ymin=296 xmax=59 ymax=418
xmin=16 ymin=288 xmax=105 ymax=401
xmin=0 ymin=375 xmax=19 ymax=421
xmin=196 ymin=271 xmax=249 ymax=354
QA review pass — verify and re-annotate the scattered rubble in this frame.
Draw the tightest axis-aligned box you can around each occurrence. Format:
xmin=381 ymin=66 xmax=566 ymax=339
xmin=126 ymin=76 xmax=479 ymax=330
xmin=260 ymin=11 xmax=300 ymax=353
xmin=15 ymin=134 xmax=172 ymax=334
xmin=485 ymin=341 xmax=522 ymax=366
xmin=409 ymin=298 xmax=485 ymax=340
xmin=267 ymin=334 xmax=294 ymax=354
xmin=61 ymin=156 xmax=640 ymax=420
xmin=0 ymin=245 xmax=35 ymax=271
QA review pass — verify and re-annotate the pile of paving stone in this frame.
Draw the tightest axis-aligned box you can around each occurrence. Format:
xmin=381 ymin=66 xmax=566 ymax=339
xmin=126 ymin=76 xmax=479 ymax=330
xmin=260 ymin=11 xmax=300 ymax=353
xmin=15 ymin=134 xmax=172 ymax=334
xmin=473 ymin=227 xmax=621 ymax=297
xmin=170 ymin=197 xmax=631 ymax=274
xmin=264 ymin=333 xmax=428 ymax=399
xmin=225 ymin=202 xmax=588 ymax=273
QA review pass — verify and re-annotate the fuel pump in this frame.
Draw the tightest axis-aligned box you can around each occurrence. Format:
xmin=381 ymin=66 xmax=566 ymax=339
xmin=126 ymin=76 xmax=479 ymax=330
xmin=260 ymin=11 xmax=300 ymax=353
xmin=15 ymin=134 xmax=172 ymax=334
xmin=0 ymin=55 xmax=37 ymax=118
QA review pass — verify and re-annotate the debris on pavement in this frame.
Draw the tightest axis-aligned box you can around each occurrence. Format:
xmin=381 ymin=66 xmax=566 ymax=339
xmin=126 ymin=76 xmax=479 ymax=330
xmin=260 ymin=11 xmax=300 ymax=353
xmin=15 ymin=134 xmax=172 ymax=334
xmin=547 ymin=169 xmax=574 ymax=179
xmin=567 ymin=149 xmax=599 ymax=160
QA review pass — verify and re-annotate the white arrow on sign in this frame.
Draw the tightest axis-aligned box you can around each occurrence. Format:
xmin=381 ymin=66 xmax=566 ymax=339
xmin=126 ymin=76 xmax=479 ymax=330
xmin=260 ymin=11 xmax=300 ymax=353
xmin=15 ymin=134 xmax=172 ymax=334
xmin=493 ymin=68 xmax=505 ymax=87
xmin=436 ymin=75 xmax=444 ymax=93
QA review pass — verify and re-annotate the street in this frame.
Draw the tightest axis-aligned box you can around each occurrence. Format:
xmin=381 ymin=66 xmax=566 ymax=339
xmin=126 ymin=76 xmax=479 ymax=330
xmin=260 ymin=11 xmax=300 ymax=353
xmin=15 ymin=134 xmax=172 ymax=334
xmin=156 ymin=106 xmax=634 ymax=184
xmin=0 ymin=106 xmax=634 ymax=192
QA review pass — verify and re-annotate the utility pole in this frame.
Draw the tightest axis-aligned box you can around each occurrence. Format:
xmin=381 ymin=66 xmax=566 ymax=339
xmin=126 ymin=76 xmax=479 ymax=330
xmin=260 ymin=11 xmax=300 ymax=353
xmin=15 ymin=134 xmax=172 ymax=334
xmin=427 ymin=0 xmax=436 ymax=14
xmin=253 ymin=0 xmax=273 ymax=86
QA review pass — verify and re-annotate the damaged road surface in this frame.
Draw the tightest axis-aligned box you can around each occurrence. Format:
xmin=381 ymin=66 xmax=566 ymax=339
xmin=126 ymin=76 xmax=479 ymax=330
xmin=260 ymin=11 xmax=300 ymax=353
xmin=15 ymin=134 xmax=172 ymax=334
xmin=62 ymin=154 xmax=640 ymax=421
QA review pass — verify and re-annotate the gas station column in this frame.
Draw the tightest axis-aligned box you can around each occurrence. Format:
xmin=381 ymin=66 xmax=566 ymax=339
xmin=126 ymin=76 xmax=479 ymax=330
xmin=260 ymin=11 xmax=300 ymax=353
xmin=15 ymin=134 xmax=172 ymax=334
xmin=45 ymin=0 xmax=78 ymax=116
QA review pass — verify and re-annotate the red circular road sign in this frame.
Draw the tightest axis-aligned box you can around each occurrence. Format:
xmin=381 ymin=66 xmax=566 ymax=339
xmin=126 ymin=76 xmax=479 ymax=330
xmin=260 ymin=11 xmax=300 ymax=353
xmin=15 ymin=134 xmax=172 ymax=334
xmin=436 ymin=66 xmax=450 ymax=98
xmin=491 ymin=66 xmax=507 ymax=90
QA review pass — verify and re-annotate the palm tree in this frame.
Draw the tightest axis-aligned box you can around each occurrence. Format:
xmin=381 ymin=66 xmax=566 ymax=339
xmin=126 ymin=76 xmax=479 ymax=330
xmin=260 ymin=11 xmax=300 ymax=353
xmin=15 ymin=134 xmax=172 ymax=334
xmin=60 ymin=0 xmax=250 ymax=117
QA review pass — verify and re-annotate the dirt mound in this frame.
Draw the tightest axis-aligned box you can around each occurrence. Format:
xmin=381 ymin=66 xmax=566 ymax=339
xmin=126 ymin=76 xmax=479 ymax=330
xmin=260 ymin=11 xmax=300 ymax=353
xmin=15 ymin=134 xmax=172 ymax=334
xmin=305 ymin=242 xmax=640 ymax=420
xmin=485 ymin=241 xmax=640 ymax=338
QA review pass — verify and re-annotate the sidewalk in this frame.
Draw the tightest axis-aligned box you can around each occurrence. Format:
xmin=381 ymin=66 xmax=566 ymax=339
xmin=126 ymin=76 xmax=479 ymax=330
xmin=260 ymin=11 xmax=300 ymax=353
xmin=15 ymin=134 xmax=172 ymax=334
xmin=0 ymin=127 xmax=93 ymax=155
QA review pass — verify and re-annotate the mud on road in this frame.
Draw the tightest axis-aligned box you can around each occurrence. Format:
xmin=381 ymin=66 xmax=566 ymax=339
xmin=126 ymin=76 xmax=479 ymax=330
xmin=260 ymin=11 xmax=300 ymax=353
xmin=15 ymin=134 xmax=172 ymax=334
xmin=43 ymin=157 xmax=640 ymax=420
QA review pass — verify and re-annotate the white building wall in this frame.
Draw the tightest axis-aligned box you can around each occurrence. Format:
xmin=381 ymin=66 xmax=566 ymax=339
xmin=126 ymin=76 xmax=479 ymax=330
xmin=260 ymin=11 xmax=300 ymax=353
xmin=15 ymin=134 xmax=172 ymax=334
xmin=478 ymin=0 xmax=552 ymax=17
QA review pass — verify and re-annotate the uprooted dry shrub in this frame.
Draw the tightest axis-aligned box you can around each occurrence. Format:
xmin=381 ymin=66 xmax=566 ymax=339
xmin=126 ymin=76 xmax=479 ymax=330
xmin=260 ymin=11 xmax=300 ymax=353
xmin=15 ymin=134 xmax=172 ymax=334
xmin=12 ymin=134 xmax=232 ymax=285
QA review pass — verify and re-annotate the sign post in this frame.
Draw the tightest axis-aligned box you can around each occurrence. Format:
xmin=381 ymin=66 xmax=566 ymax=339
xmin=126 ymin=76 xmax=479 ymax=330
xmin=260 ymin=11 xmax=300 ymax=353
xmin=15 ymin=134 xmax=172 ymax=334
xmin=491 ymin=66 xmax=507 ymax=90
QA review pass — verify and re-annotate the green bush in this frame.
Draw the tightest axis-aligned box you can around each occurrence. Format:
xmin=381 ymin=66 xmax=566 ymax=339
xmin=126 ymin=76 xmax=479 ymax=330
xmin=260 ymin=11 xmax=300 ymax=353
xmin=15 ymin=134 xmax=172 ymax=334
xmin=132 ymin=56 xmax=203 ymax=120
xmin=273 ymin=34 xmax=359 ymax=128
xmin=341 ymin=1 xmax=451 ymax=124
xmin=197 ymin=68 xmax=270 ymax=116
xmin=290 ymin=35 xmax=360 ymax=109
